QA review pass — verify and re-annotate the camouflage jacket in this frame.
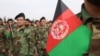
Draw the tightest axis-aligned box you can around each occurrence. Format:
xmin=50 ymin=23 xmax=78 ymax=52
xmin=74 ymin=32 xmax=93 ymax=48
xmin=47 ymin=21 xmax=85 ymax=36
xmin=12 ymin=26 xmax=35 ymax=55
xmin=0 ymin=25 xmax=6 ymax=52
xmin=35 ymin=25 xmax=49 ymax=49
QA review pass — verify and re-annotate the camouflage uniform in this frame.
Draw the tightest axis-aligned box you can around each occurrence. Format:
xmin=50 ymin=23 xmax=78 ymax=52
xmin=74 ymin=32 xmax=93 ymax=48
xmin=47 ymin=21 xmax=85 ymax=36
xmin=4 ymin=24 xmax=16 ymax=56
xmin=25 ymin=26 xmax=36 ymax=56
xmin=11 ymin=26 xmax=35 ymax=56
xmin=77 ymin=4 xmax=100 ymax=56
xmin=35 ymin=25 xmax=49 ymax=56
xmin=0 ymin=25 xmax=6 ymax=56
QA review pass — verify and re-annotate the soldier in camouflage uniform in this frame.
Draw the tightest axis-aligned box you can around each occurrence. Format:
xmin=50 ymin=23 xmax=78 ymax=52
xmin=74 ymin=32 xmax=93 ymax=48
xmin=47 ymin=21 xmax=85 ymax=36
xmin=4 ymin=18 xmax=15 ymax=56
xmin=25 ymin=18 xmax=38 ymax=56
xmin=6 ymin=13 xmax=36 ymax=56
xmin=77 ymin=0 xmax=100 ymax=56
xmin=0 ymin=18 xmax=6 ymax=56
xmin=35 ymin=20 xmax=40 ymax=27
xmin=35 ymin=17 xmax=49 ymax=56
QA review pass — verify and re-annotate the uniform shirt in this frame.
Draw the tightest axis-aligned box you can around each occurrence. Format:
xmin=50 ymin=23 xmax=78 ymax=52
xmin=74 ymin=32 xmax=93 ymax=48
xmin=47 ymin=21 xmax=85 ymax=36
xmin=0 ymin=25 xmax=5 ymax=53
xmin=12 ymin=26 xmax=35 ymax=56
xmin=36 ymin=25 xmax=49 ymax=49
xmin=25 ymin=26 xmax=36 ymax=55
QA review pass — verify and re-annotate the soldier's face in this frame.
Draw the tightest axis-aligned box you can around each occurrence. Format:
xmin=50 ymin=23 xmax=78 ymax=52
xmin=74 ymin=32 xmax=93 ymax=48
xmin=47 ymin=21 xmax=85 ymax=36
xmin=16 ymin=17 xmax=25 ymax=27
xmin=35 ymin=21 xmax=40 ymax=26
xmin=8 ymin=21 xmax=13 ymax=25
xmin=87 ymin=0 xmax=100 ymax=6
xmin=40 ymin=19 xmax=46 ymax=26
xmin=25 ymin=21 xmax=30 ymax=26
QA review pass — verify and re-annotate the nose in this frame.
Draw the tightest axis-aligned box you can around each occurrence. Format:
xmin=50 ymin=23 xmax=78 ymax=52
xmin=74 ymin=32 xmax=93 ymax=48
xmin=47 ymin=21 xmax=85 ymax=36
xmin=17 ymin=20 xmax=20 ymax=23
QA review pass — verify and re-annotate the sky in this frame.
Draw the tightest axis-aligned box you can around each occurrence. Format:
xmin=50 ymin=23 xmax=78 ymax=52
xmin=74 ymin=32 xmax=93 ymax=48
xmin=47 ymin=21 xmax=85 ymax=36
xmin=0 ymin=0 xmax=83 ymax=21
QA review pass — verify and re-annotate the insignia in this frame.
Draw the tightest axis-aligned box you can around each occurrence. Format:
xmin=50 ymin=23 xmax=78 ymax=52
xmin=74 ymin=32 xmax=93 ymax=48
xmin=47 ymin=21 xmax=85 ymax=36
xmin=51 ymin=20 xmax=69 ymax=40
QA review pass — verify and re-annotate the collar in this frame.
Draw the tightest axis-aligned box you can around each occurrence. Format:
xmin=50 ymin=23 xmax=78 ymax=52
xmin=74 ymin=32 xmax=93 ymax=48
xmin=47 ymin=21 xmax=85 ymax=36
xmin=16 ymin=26 xmax=25 ymax=32
xmin=81 ymin=4 xmax=92 ymax=23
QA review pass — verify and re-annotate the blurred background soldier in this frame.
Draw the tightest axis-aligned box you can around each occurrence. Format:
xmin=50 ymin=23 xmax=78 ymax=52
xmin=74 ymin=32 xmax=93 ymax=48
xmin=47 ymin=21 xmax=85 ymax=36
xmin=36 ymin=17 xmax=49 ymax=56
xmin=25 ymin=19 xmax=32 ymax=27
xmin=5 ymin=18 xmax=14 ymax=56
xmin=47 ymin=20 xmax=53 ymax=27
xmin=35 ymin=20 xmax=40 ymax=27
xmin=7 ymin=19 xmax=14 ymax=28
xmin=0 ymin=18 xmax=6 ymax=56
xmin=25 ymin=18 xmax=38 ymax=56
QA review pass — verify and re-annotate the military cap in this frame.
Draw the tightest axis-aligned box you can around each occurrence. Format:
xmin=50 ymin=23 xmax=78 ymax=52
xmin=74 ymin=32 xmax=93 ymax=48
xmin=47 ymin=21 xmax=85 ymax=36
xmin=0 ymin=18 xmax=2 ymax=21
xmin=15 ymin=13 xmax=25 ymax=20
xmin=40 ymin=16 xmax=46 ymax=22
xmin=7 ymin=18 xmax=13 ymax=23
xmin=25 ymin=18 xmax=31 ymax=22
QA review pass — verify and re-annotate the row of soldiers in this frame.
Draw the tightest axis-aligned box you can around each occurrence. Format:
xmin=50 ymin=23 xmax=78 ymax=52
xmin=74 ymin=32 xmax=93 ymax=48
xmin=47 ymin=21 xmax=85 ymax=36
xmin=0 ymin=13 xmax=52 ymax=56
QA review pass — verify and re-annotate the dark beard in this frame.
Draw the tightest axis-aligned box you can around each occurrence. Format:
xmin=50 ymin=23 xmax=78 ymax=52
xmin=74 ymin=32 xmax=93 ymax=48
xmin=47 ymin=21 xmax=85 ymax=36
xmin=87 ymin=0 xmax=100 ymax=6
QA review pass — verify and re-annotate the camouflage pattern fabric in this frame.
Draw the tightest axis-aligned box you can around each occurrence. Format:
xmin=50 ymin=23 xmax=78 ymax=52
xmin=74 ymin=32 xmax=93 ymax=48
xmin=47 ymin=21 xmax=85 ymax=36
xmin=35 ymin=25 xmax=49 ymax=56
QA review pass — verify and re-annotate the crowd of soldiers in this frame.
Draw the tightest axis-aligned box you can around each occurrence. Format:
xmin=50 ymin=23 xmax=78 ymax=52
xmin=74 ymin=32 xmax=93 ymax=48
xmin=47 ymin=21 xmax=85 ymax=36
xmin=0 ymin=13 xmax=53 ymax=56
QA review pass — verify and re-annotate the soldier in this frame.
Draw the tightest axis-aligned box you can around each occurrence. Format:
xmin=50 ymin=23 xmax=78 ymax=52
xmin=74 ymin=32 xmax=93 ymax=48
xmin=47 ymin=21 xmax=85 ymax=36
xmin=5 ymin=18 xmax=15 ymax=56
xmin=36 ymin=17 xmax=49 ymax=56
xmin=0 ymin=18 xmax=6 ymax=56
xmin=77 ymin=0 xmax=100 ymax=56
xmin=6 ymin=13 xmax=35 ymax=56
xmin=31 ymin=21 xmax=36 ymax=27
xmin=7 ymin=19 xmax=14 ymax=28
xmin=25 ymin=19 xmax=32 ymax=27
xmin=47 ymin=21 xmax=53 ymax=27
xmin=35 ymin=20 xmax=40 ymax=27
xmin=25 ymin=18 xmax=38 ymax=56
